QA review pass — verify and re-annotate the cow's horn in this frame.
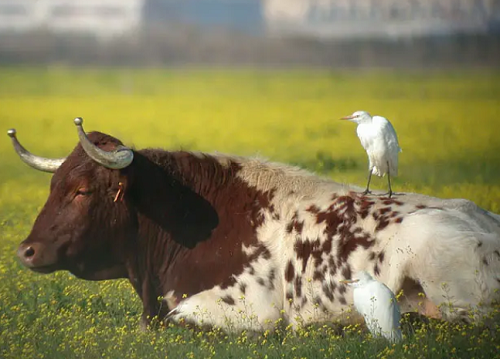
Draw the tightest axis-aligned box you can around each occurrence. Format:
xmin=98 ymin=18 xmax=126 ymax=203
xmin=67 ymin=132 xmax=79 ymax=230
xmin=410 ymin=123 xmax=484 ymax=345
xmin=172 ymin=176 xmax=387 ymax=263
xmin=7 ymin=128 xmax=65 ymax=173
xmin=74 ymin=117 xmax=133 ymax=169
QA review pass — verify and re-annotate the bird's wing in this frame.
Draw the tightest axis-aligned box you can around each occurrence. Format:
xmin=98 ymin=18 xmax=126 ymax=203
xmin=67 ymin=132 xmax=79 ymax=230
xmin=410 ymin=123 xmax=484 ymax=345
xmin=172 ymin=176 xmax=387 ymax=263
xmin=373 ymin=116 xmax=402 ymax=175
xmin=352 ymin=286 xmax=371 ymax=317
xmin=356 ymin=124 xmax=372 ymax=151
xmin=373 ymin=116 xmax=402 ymax=152
xmin=359 ymin=282 xmax=400 ymax=332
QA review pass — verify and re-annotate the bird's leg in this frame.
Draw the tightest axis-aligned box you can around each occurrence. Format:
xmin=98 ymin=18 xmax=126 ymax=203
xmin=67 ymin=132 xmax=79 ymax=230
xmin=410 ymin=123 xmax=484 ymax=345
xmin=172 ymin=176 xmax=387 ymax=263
xmin=362 ymin=170 xmax=373 ymax=195
xmin=386 ymin=161 xmax=393 ymax=198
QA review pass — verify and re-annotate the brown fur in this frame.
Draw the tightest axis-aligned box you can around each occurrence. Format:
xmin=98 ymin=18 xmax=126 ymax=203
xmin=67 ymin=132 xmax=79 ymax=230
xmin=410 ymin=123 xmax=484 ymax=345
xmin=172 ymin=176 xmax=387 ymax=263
xmin=17 ymin=132 xmax=277 ymax=326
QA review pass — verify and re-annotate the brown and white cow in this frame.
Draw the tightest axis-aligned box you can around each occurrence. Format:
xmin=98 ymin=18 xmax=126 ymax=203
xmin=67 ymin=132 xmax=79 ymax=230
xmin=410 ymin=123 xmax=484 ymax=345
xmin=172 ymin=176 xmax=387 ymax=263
xmin=8 ymin=118 xmax=500 ymax=331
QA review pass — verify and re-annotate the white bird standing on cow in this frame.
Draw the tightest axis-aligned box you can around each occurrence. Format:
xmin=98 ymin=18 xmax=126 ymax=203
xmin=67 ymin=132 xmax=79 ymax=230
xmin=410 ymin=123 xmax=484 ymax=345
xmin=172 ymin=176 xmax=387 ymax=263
xmin=341 ymin=271 xmax=402 ymax=343
xmin=340 ymin=111 xmax=402 ymax=198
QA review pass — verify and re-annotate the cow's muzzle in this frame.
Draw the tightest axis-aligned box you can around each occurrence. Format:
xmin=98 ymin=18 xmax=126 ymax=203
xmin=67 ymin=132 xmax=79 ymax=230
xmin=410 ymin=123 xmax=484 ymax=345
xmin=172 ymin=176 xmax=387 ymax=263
xmin=17 ymin=241 xmax=58 ymax=272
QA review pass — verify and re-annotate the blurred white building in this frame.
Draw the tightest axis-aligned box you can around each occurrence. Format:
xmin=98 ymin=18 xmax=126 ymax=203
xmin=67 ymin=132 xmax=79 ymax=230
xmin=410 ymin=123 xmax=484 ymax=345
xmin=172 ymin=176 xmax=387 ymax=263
xmin=263 ymin=0 xmax=500 ymax=38
xmin=0 ymin=0 xmax=144 ymax=38
xmin=1 ymin=0 xmax=499 ymax=40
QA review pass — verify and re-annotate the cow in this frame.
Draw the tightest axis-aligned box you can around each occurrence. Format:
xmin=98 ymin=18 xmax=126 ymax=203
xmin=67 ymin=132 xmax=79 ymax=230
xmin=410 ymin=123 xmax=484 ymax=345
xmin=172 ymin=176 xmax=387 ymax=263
xmin=8 ymin=118 xmax=500 ymax=332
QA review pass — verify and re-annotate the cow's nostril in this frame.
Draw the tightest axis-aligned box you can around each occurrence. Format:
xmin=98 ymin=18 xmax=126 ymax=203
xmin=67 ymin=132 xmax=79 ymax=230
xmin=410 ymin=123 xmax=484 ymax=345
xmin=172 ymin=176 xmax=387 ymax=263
xmin=24 ymin=246 xmax=35 ymax=258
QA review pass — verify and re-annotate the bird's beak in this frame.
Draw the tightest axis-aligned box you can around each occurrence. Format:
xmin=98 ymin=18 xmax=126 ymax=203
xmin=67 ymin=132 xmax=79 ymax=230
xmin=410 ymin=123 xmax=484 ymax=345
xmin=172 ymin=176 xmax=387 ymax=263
xmin=339 ymin=115 xmax=354 ymax=120
xmin=339 ymin=279 xmax=359 ymax=284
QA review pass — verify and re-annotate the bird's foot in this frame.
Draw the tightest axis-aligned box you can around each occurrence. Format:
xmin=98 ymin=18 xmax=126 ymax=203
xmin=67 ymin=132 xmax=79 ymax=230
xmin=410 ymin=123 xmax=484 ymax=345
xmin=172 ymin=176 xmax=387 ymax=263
xmin=382 ymin=190 xmax=394 ymax=198
xmin=361 ymin=189 xmax=372 ymax=196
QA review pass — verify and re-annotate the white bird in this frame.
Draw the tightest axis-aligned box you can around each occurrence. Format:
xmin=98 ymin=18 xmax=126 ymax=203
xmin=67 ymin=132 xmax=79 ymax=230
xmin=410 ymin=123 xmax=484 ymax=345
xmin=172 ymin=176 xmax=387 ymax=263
xmin=340 ymin=111 xmax=402 ymax=198
xmin=340 ymin=271 xmax=402 ymax=343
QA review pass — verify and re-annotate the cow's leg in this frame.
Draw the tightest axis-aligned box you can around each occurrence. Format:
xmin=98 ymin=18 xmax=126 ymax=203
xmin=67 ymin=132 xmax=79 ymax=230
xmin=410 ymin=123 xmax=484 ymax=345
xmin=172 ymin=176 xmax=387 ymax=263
xmin=140 ymin=298 xmax=171 ymax=330
xmin=396 ymin=277 xmax=442 ymax=319
xmin=131 ymin=276 xmax=170 ymax=331
xmin=423 ymin=300 xmax=442 ymax=319
xmin=139 ymin=291 xmax=159 ymax=331
xmin=166 ymin=282 xmax=282 ymax=331
xmin=140 ymin=309 xmax=154 ymax=331
xmin=396 ymin=213 xmax=500 ymax=323
xmin=378 ymin=263 xmax=442 ymax=320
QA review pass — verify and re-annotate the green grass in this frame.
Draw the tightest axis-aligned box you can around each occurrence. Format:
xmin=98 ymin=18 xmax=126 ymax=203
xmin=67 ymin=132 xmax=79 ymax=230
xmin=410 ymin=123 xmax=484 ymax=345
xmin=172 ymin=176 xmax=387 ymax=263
xmin=0 ymin=67 xmax=500 ymax=358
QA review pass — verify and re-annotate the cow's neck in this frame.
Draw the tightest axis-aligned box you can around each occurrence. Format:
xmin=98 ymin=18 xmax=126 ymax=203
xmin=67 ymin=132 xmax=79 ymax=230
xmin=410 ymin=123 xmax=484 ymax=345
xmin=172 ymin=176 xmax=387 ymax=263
xmin=126 ymin=150 xmax=240 ymax=325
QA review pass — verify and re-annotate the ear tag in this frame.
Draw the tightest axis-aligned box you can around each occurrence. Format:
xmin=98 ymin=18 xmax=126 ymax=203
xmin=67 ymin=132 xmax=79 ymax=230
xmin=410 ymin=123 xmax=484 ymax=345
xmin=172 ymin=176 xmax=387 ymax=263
xmin=114 ymin=182 xmax=124 ymax=202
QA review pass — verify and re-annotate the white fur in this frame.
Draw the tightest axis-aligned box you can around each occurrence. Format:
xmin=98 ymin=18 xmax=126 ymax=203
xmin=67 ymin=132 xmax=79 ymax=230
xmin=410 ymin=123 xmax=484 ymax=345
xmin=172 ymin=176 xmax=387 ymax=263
xmin=166 ymin=154 xmax=500 ymax=331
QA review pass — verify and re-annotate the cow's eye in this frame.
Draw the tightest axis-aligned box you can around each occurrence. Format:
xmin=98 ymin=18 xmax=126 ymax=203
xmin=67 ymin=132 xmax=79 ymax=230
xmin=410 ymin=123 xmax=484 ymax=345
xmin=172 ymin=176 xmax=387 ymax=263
xmin=76 ymin=188 xmax=92 ymax=197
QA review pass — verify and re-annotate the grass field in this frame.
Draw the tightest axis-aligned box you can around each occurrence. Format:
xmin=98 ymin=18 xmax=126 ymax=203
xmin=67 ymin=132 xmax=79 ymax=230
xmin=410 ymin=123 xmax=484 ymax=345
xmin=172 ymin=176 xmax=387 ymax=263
xmin=0 ymin=67 xmax=500 ymax=358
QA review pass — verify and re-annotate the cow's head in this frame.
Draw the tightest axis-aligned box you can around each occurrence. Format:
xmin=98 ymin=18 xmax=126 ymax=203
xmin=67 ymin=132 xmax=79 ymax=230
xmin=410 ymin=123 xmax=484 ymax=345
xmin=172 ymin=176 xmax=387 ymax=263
xmin=8 ymin=118 xmax=136 ymax=280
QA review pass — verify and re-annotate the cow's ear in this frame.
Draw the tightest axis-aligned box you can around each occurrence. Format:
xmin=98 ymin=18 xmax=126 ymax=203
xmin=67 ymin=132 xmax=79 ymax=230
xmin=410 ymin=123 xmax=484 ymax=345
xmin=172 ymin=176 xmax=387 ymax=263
xmin=168 ymin=184 xmax=219 ymax=248
xmin=125 ymin=157 xmax=219 ymax=248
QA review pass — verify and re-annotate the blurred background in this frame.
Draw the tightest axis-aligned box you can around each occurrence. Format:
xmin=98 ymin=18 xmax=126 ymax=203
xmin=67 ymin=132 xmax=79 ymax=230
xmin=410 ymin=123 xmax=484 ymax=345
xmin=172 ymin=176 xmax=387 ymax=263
xmin=1 ymin=5 xmax=500 ymax=356
xmin=1 ymin=0 xmax=499 ymax=200
xmin=0 ymin=0 xmax=499 ymax=68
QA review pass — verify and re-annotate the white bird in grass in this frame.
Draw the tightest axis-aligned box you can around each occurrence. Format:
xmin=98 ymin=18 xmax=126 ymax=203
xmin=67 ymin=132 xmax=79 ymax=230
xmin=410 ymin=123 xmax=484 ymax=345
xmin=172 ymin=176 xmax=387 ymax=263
xmin=340 ymin=271 xmax=402 ymax=343
xmin=340 ymin=111 xmax=402 ymax=198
